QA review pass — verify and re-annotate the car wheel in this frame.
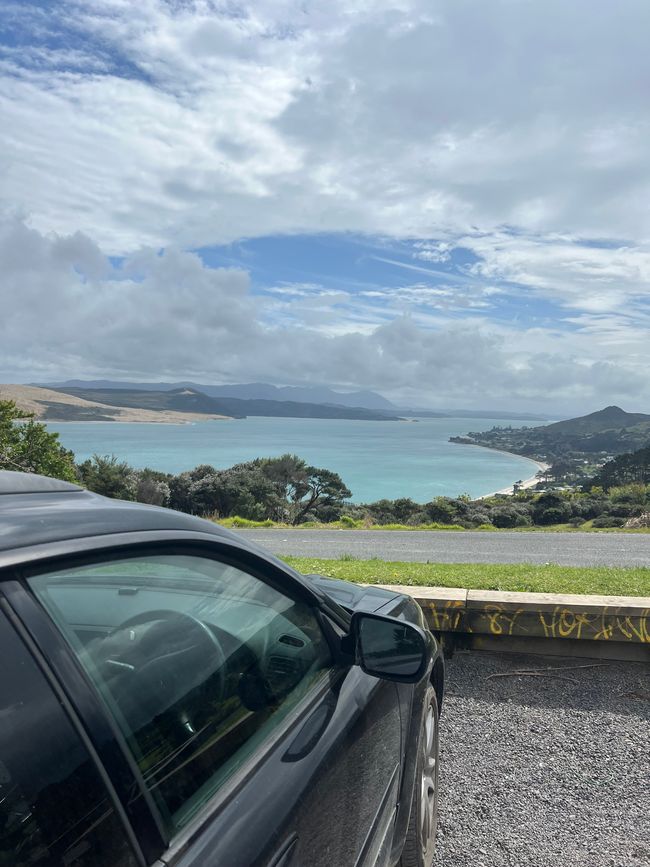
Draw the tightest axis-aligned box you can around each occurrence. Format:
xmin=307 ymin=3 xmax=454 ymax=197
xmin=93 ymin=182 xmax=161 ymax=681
xmin=399 ymin=684 xmax=439 ymax=867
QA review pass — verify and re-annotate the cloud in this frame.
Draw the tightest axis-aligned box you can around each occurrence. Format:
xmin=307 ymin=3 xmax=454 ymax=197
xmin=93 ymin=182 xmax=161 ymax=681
xmin=1 ymin=2 xmax=649 ymax=413
xmin=1 ymin=216 xmax=647 ymax=413
xmin=2 ymin=0 xmax=650 ymax=251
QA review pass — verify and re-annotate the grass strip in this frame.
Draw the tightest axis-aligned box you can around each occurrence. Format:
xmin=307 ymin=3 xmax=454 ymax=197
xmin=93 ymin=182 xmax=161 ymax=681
xmin=218 ymin=517 xmax=650 ymax=533
xmin=282 ymin=556 xmax=650 ymax=597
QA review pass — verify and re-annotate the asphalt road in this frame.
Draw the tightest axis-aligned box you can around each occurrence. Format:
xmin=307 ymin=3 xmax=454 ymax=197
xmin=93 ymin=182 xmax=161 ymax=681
xmin=433 ymin=651 xmax=650 ymax=866
xmin=234 ymin=529 xmax=650 ymax=567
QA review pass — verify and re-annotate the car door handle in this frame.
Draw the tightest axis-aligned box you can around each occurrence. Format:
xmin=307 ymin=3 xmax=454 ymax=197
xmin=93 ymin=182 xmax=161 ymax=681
xmin=266 ymin=833 xmax=298 ymax=867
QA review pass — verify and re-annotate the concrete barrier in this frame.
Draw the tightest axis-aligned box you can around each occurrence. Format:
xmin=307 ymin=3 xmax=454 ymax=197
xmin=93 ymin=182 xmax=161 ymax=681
xmin=375 ymin=585 xmax=650 ymax=661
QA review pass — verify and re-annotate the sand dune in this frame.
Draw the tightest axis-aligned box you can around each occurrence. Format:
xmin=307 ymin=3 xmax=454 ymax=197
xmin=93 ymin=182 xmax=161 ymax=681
xmin=0 ymin=384 xmax=230 ymax=423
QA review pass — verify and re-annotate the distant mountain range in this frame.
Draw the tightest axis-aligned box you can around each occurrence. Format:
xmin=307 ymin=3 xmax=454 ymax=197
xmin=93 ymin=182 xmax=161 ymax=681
xmin=44 ymin=379 xmax=397 ymax=411
xmin=41 ymin=380 xmax=548 ymax=421
xmin=450 ymin=405 xmax=650 ymax=461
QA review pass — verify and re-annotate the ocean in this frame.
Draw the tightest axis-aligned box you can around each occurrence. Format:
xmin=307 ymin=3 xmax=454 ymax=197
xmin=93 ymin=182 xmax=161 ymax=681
xmin=46 ymin=416 xmax=543 ymax=503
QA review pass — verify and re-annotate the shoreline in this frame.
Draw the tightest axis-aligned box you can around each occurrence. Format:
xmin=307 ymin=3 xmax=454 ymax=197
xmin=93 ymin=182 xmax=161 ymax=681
xmin=450 ymin=440 xmax=550 ymax=499
xmin=45 ymin=417 xmax=233 ymax=425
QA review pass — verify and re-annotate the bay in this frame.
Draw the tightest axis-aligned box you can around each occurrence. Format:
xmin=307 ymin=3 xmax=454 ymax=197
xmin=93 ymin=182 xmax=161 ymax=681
xmin=46 ymin=416 xmax=543 ymax=503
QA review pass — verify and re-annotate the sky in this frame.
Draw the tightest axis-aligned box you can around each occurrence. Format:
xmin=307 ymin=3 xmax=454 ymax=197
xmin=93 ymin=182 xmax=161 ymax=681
xmin=1 ymin=0 xmax=649 ymax=414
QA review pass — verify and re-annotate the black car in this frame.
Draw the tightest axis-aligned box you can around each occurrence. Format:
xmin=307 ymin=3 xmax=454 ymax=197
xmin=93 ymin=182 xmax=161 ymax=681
xmin=0 ymin=471 xmax=443 ymax=867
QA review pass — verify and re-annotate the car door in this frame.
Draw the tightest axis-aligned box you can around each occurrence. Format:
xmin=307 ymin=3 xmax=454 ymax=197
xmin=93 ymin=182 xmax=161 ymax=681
xmin=0 ymin=604 xmax=141 ymax=867
xmin=20 ymin=542 xmax=403 ymax=867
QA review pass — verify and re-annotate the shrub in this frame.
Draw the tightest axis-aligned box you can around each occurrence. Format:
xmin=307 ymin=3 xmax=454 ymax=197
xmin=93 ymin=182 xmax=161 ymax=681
xmin=490 ymin=507 xmax=531 ymax=528
xmin=220 ymin=516 xmax=275 ymax=528
xmin=424 ymin=497 xmax=458 ymax=524
xmin=605 ymin=503 xmax=642 ymax=519
xmin=532 ymin=493 xmax=572 ymax=525
xmin=591 ymin=516 xmax=626 ymax=528
xmin=535 ymin=506 xmax=571 ymax=525
xmin=609 ymin=483 xmax=648 ymax=505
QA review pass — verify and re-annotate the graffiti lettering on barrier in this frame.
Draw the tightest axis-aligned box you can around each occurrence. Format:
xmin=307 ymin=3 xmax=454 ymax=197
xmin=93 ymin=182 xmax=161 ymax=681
xmin=539 ymin=606 xmax=650 ymax=643
xmin=422 ymin=600 xmax=464 ymax=632
xmin=484 ymin=604 xmax=525 ymax=637
xmin=422 ymin=600 xmax=650 ymax=644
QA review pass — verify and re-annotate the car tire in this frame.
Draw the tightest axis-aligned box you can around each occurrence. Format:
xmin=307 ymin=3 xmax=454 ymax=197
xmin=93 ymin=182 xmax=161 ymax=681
xmin=399 ymin=684 xmax=440 ymax=867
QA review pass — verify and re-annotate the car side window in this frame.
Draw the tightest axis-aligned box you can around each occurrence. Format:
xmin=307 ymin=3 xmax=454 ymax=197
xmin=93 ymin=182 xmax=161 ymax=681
xmin=28 ymin=552 xmax=332 ymax=836
xmin=0 ymin=608 xmax=138 ymax=867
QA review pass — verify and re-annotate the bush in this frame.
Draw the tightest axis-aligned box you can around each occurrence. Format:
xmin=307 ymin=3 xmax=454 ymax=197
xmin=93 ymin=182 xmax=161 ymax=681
xmin=572 ymin=498 xmax=606 ymax=520
xmin=424 ymin=497 xmax=458 ymax=524
xmin=462 ymin=508 xmax=492 ymax=528
xmin=226 ymin=516 xmax=275 ymax=528
xmin=535 ymin=506 xmax=571 ymax=525
xmin=609 ymin=483 xmax=648 ymax=505
xmin=605 ymin=503 xmax=641 ymax=519
xmin=532 ymin=493 xmax=572 ymax=525
xmin=591 ymin=516 xmax=626 ymax=528
xmin=490 ymin=507 xmax=531 ymax=528
xmin=78 ymin=455 xmax=137 ymax=500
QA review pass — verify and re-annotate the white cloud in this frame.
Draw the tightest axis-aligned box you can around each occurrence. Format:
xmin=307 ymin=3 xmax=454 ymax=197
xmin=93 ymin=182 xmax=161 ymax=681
xmin=1 ymin=1 xmax=650 ymax=412
xmin=2 ymin=0 xmax=650 ymax=250
xmin=0 ymin=216 xmax=647 ymax=413
xmin=463 ymin=232 xmax=650 ymax=313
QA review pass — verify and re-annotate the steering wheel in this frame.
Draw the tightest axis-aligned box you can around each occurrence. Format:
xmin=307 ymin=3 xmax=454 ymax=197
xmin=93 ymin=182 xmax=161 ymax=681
xmin=95 ymin=609 xmax=227 ymax=734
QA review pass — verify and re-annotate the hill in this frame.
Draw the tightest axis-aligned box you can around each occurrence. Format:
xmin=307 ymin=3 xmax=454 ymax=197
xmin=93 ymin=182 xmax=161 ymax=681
xmin=450 ymin=405 xmax=650 ymax=462
xmin=45 ymin=379 xmax=398 ymax=412
xmin=542 ymin=405 xmax=650 ymax=434
xmin=51 ymin=386 xmax=401 ymax=421
xmin=0 ymin=385 xmax=230 ymax=423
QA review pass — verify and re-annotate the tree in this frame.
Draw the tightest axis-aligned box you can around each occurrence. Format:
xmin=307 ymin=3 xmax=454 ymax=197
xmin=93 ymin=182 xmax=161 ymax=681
xmin=592 ymin=445 xmax=650 ymax=490
xmin=424 ymin=497 xmax=458 ymax=524
xmin=188 ymin=467 xmax=278 ymax=519
xmin=0 ymin=400 xmax=77 ymax=482
xmin=78 ymin=455 xmax=137 ymax=500
xmin=258 ymin=454 xmax=351 ymax=524
xmin=134 ymin=469 xmax=171 ymax=506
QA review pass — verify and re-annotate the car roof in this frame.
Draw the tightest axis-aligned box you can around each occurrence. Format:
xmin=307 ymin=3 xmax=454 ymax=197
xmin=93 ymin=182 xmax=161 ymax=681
xmin=0 ymin=470 xmax=238 ymax=554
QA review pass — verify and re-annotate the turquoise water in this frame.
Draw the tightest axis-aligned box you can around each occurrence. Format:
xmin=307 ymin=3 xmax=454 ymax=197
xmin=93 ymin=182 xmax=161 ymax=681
xmin=47 ymin=416 xmax=542 ymax=503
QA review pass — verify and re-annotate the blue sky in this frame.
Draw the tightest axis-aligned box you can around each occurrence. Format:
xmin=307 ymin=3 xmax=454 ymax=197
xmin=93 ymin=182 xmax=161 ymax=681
xmin=1 ymin=0 xmax=649 ymax=412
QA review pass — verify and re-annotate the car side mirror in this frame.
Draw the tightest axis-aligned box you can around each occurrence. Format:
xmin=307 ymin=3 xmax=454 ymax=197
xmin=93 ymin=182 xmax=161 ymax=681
xmin=349 ymin=612 xmax=429 ymax=683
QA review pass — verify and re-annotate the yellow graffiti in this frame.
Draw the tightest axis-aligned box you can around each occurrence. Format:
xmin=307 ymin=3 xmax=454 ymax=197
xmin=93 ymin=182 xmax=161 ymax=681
xmin=423 ymin=600 xmax=650 ymax=645
xmin=426 ymin=600 xmax=464 ymax=632
xmin=484 ymin=604 xmax=525 ymax=637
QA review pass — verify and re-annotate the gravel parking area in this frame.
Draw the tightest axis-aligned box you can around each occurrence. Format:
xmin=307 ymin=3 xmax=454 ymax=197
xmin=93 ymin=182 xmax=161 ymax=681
xmin=434 ymin=652 xmax=650 ymax=867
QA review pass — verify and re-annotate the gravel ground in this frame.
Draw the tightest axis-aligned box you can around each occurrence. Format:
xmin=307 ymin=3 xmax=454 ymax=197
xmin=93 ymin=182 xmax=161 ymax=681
xmin=235 ymin=528 xmax=650 ymax=567
xmin=433 ymin=652 xmax=650 ymax=867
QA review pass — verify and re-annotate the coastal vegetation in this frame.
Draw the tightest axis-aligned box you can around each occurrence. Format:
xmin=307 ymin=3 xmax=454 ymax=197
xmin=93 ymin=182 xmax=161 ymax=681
xmin=0 ymin=400 xmax=77 ymax=481
xmin=2 ymin=398 xmax=649 ymax=531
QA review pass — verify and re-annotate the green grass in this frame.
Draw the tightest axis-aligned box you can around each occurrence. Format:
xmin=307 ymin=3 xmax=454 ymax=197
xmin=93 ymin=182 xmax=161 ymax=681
xmin=282 ymin=556 xmax=650 ymax=597
xmin=218 ymin=517 xmax=276 ymax=528
xmin=216 ymin=517 xmax=650 ymax=533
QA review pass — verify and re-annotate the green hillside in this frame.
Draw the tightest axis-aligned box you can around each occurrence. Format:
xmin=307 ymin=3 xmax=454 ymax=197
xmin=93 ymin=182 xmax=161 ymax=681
xmin=544 ymin=405 xmax=650 ymax=434
xmin=450 ymin=405 xmax=650 ymax=462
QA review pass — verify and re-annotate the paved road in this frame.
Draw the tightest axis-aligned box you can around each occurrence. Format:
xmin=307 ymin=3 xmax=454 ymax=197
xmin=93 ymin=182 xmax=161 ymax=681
xmin=234 ymin=529 xmax=650 ymax=567
xmin=433 ymin=651 xmax=650 ymax=866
